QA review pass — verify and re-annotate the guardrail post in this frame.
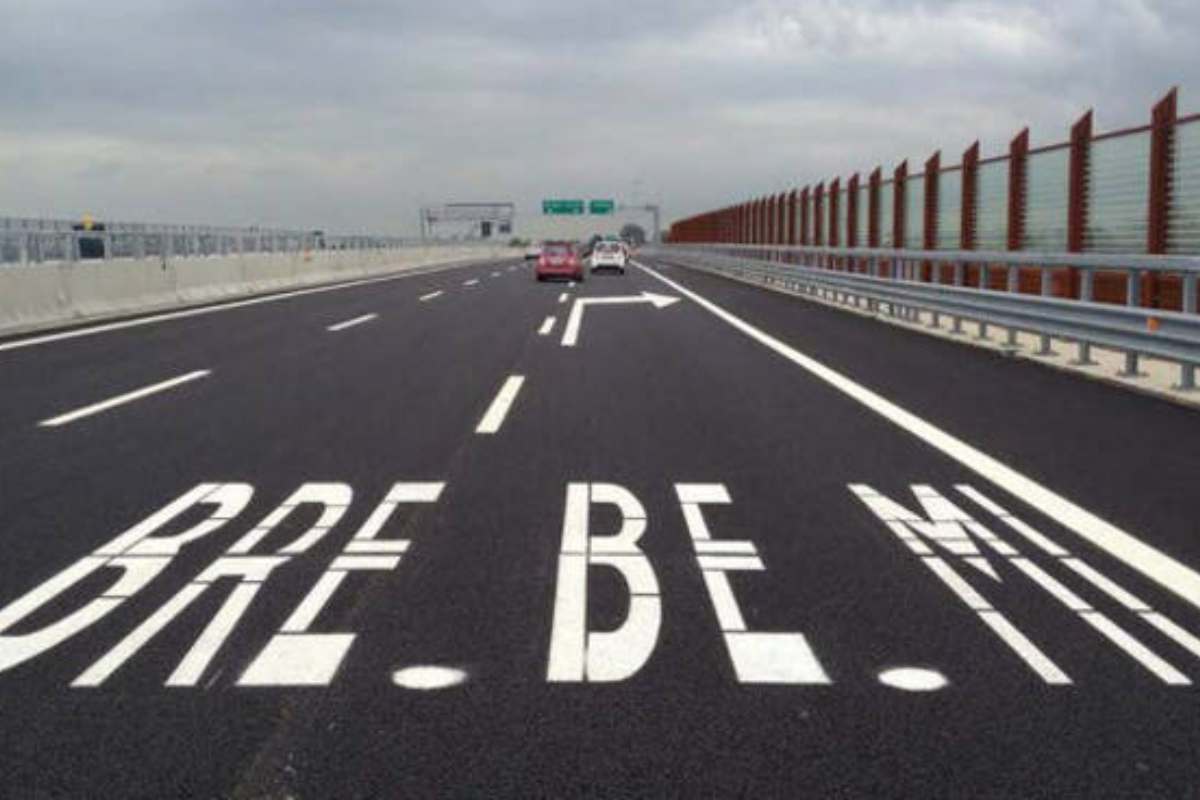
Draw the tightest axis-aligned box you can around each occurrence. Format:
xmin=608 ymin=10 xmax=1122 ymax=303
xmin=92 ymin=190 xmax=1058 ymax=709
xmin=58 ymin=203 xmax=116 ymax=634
xmin=18 ymin=233 xmax=29 ymax=265
xmin=975 ymin=260 xmax=991 ymax=340
xmin=1119 ymin=269 xmax=1145 ymax=376
xmin=1036 ymin=266 xmax=1057 ymax=355
xmin=1072 ymin=269 xmax=1098 ymax=365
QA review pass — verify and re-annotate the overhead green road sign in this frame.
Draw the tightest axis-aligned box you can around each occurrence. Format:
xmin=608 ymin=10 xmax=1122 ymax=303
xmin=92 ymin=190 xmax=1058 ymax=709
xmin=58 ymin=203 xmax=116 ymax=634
xmin=589 ymin=199 xmax=615 ymax=215
xmin=543 ymin=199 xmax=585 ymax=215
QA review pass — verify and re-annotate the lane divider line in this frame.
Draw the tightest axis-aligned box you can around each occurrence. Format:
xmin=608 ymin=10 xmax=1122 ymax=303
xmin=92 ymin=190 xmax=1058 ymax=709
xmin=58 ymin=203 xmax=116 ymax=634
xmin=419 ymin=291 xmax=444 ymax=302
xmin=539 ymin=316 xmax=557 ymax=336
xmin=632 ymin=258 xmax=1200 ymax=613
xmin=325 ymin=313 xmax=377 ymax=332
xmin=558 ymin=293 xmax=569 ymax=304
xmin=464 ymin=279 xmax=479 ymax=287
xmin=0 ymin=259 xmax=498 ymax=354
xmin=476 ymin=375 xmax=525 ymax=435
xmin=39 ymin=370 xmax=211 ymax=428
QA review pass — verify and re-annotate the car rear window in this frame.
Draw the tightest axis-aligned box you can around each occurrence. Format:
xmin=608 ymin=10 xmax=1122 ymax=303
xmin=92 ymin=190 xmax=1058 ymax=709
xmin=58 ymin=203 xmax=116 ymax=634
xmin=597 ymin=243 xmax=620 ymax=253
xmin=544 ymin=244 xmax=571 ymax=255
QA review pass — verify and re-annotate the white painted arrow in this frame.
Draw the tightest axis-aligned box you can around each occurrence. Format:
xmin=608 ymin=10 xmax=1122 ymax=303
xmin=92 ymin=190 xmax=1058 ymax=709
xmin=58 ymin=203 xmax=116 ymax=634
xmin=561 ymin=291 xmax=680 ymax=346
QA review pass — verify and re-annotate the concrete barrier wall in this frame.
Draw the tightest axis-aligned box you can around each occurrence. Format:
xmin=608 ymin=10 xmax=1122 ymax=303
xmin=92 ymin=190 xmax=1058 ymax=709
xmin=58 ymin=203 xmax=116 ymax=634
xmin=0 ymin=246 xmax=507 ymax=337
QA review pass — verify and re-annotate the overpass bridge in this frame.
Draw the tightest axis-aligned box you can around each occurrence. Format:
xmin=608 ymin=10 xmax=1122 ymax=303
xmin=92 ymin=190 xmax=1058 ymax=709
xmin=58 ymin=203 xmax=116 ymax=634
xmin=0 ymin=90 xmax=1198 ymax=798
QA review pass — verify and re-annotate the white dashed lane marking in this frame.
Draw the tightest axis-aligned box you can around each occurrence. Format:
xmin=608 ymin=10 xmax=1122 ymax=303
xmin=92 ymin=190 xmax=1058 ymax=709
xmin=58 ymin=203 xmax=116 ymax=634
xmin=475 ymin=375 xmax=526 ymax=434
xmin=326 ymin=313 xmax=377 ymax=332
xmin=40 ymin=370 xmax=212 ymax=428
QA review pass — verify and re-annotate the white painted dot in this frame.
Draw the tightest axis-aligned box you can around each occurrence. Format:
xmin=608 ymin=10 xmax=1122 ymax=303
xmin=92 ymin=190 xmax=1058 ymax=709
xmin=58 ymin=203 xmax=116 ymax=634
xmin=878 ymin=667 xmax=948 ymax=692
xmin=391 ymin=665 xmax=468 ymax=690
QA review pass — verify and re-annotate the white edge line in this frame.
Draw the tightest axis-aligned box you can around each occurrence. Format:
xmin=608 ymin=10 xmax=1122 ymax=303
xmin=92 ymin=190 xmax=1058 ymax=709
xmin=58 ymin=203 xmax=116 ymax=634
xmin=325 ymin=313 xmax=377 ymax=332
xmin=0 ymin=259 xmax=491 ymax=354
xmin=40 ymin=370 xmax=211 ymax=427
xmin=475 ymin=375 xmax=525 ymax=434
xmin=631 ymin=258 xmax=1200 ymax=614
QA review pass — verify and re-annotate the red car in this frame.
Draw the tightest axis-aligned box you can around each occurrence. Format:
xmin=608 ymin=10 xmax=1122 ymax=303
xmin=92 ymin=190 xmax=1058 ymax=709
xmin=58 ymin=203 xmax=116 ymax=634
xmin=535 ymin=241 xmax=584 ymax=282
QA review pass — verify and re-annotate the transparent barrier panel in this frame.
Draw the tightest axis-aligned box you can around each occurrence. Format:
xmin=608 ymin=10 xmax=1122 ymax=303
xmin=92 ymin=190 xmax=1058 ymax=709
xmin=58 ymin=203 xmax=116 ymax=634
xmin=835 ymin=188 xmax=848 ymax=244
xmin=1023 ymin=146 xmax=1069 ymax=251
xmin=880 ymin=181 xmax=894 ymax=247
xmin=1169 ymin=119 xmax=1200 ymax=254
xmin=937 ymin=170 xmax=963 ymax=249
xmin=904 ymin=177 xmax=924 ymax=247
xmin=1086 ymin=131 xmax=1150 ymax=254
xmin=976 ymin=159 xmax=1008 ymax=250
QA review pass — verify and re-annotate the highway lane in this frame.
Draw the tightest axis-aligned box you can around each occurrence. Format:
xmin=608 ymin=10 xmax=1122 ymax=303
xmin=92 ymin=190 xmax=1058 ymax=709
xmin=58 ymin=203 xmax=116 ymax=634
xmin=0 ymin=253 xmax=1198 ymax=797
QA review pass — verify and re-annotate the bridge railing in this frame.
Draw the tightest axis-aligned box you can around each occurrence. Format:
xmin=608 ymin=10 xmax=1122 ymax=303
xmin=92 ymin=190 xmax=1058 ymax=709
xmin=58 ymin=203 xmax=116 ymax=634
xmin=0 ymin=216 xmax=420 ymax=265
xmin=651 ymin=243 xmax=1200 ymax=390
xmin=668 ymin=88 xmax=1200 ymax=303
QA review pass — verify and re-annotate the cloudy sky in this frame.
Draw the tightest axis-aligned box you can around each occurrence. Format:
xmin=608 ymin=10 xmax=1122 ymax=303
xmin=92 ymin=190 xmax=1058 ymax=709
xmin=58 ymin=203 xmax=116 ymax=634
xmin=0 ymin=0 xmax=1196 ymax=236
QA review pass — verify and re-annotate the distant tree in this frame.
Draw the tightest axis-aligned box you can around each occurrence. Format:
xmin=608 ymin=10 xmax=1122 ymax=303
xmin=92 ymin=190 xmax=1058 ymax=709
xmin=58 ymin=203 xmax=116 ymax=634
xmin=619 ymin=224 xmax=647 ymax=246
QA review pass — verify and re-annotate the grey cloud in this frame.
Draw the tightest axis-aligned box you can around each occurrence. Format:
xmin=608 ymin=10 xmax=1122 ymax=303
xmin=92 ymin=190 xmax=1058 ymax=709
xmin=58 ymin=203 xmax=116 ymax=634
xmin=0 ymin=0 xmax=1196 ymax=232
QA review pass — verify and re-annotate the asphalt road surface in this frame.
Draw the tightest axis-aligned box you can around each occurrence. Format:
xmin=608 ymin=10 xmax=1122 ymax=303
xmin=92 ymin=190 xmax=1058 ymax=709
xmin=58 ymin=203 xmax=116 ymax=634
xmin=1 ymin=253 xmax=1199 ymax=798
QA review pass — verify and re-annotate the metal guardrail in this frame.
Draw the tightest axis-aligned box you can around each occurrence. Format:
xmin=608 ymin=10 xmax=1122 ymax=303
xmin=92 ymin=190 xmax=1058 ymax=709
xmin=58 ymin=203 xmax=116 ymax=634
xmin=651 ymin=244 xmax=1200 ymax=390
xmin=0 ymin=216 xmax=421 ymax=265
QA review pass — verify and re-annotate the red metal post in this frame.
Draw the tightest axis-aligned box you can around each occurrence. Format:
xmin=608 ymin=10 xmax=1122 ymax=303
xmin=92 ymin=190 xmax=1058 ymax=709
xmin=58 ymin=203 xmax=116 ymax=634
xmin=787 ymin=189 xmax=797 ymax=245
xmin=893 ymin=161 xmax=907 ymax=249
xmin=1067 ymin=110 xmax=1093 ymax=298
xmin=814 ymin=182 xmax=825 ymax=247
xmin=768 ymin=195 xmax=776 ymax=245
xmin=924 ymin=151 xmax=940 ymax=281
xmin=1147 ymin=87 xmax=1178 ymax=308
xmin=1007 ymin=129 xmax=1029 ymax=252
xmin=961 ymin=142 xmax=979 ymax=250
xmin=800 ymin=187 xmax=810 ymax=246
xmin=779 ymin=192 xmax=787 ymax=244
xmin=868 ymin=168 xmax=881 ymax=247
xmin=847 ymin=173 xmax=860 ymax=250
xmin=828 ymin=178 xmax=841 ymax=248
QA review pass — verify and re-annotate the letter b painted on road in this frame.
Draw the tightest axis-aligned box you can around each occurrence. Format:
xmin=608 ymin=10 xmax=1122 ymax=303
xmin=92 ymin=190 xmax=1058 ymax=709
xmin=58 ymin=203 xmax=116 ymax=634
xmin=546 ymin=483 xmax=661 ymax=683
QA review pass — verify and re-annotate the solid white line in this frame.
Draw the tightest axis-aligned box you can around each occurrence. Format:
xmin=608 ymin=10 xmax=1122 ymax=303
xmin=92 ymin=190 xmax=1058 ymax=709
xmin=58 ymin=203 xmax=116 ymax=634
xmin=0 ymin=260 xmax=490 ymax=354
xmin=40 ymin=370 xmax=211 ymax=427
xmin=978 ymin=610 xmax=1073 ymax=684
xmin=419 ymin=291 xmax=444 ymax=302
xmin=476 ymin=375 xmax=525 ymax=434
xmin=464 ymin=279 xmax=479 ymax=286
xmin=325 ymin=313 xmax=377 ymax=332
xmin=561 ymin=300 xmax=585 ymax=346
xmin=633 ymin=258 xmax=1200 ymax=614
xmin=539 ymin=316 xmax=556 ymax=336
xmin=1080 ymin=611 xmax=1190 ymax=685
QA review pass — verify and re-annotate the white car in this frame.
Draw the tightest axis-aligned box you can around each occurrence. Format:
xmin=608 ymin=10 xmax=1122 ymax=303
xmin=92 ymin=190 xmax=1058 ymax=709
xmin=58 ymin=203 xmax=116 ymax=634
xmin=524 ymin=242 xmax=542 ymax=260
xmin=590 ymin=241 xmax=627 ymax=274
